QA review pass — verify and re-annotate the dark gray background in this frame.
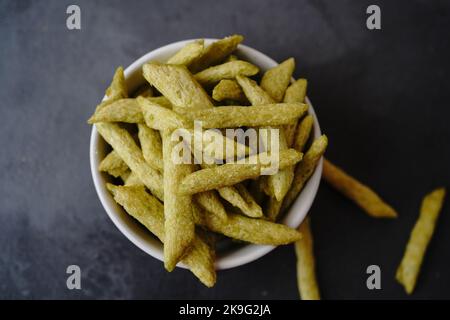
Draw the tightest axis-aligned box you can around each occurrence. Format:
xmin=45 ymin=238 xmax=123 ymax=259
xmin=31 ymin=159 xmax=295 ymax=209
xmin=1 ymin=0 xmax=449 ymax=299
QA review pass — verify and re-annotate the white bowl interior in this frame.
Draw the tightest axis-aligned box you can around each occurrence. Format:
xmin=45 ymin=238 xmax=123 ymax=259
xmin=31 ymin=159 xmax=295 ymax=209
xmin=90 ymin=39 xmax=323 ymax=270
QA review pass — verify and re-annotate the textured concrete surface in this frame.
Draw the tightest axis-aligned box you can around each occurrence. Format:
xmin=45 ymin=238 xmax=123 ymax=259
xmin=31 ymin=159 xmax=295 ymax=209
xmin=0 ymin=0 xmax=449 ymax=299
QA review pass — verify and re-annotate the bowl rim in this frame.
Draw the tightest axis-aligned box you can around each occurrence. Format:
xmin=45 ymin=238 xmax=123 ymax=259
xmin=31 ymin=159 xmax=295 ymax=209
xmin=90 ymin=38 xmax=323 ymax=270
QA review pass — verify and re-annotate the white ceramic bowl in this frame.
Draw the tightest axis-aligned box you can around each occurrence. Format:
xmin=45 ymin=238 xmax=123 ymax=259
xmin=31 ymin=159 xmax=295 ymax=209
xmin=90 ymin=39 xmax=323 ymax=270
